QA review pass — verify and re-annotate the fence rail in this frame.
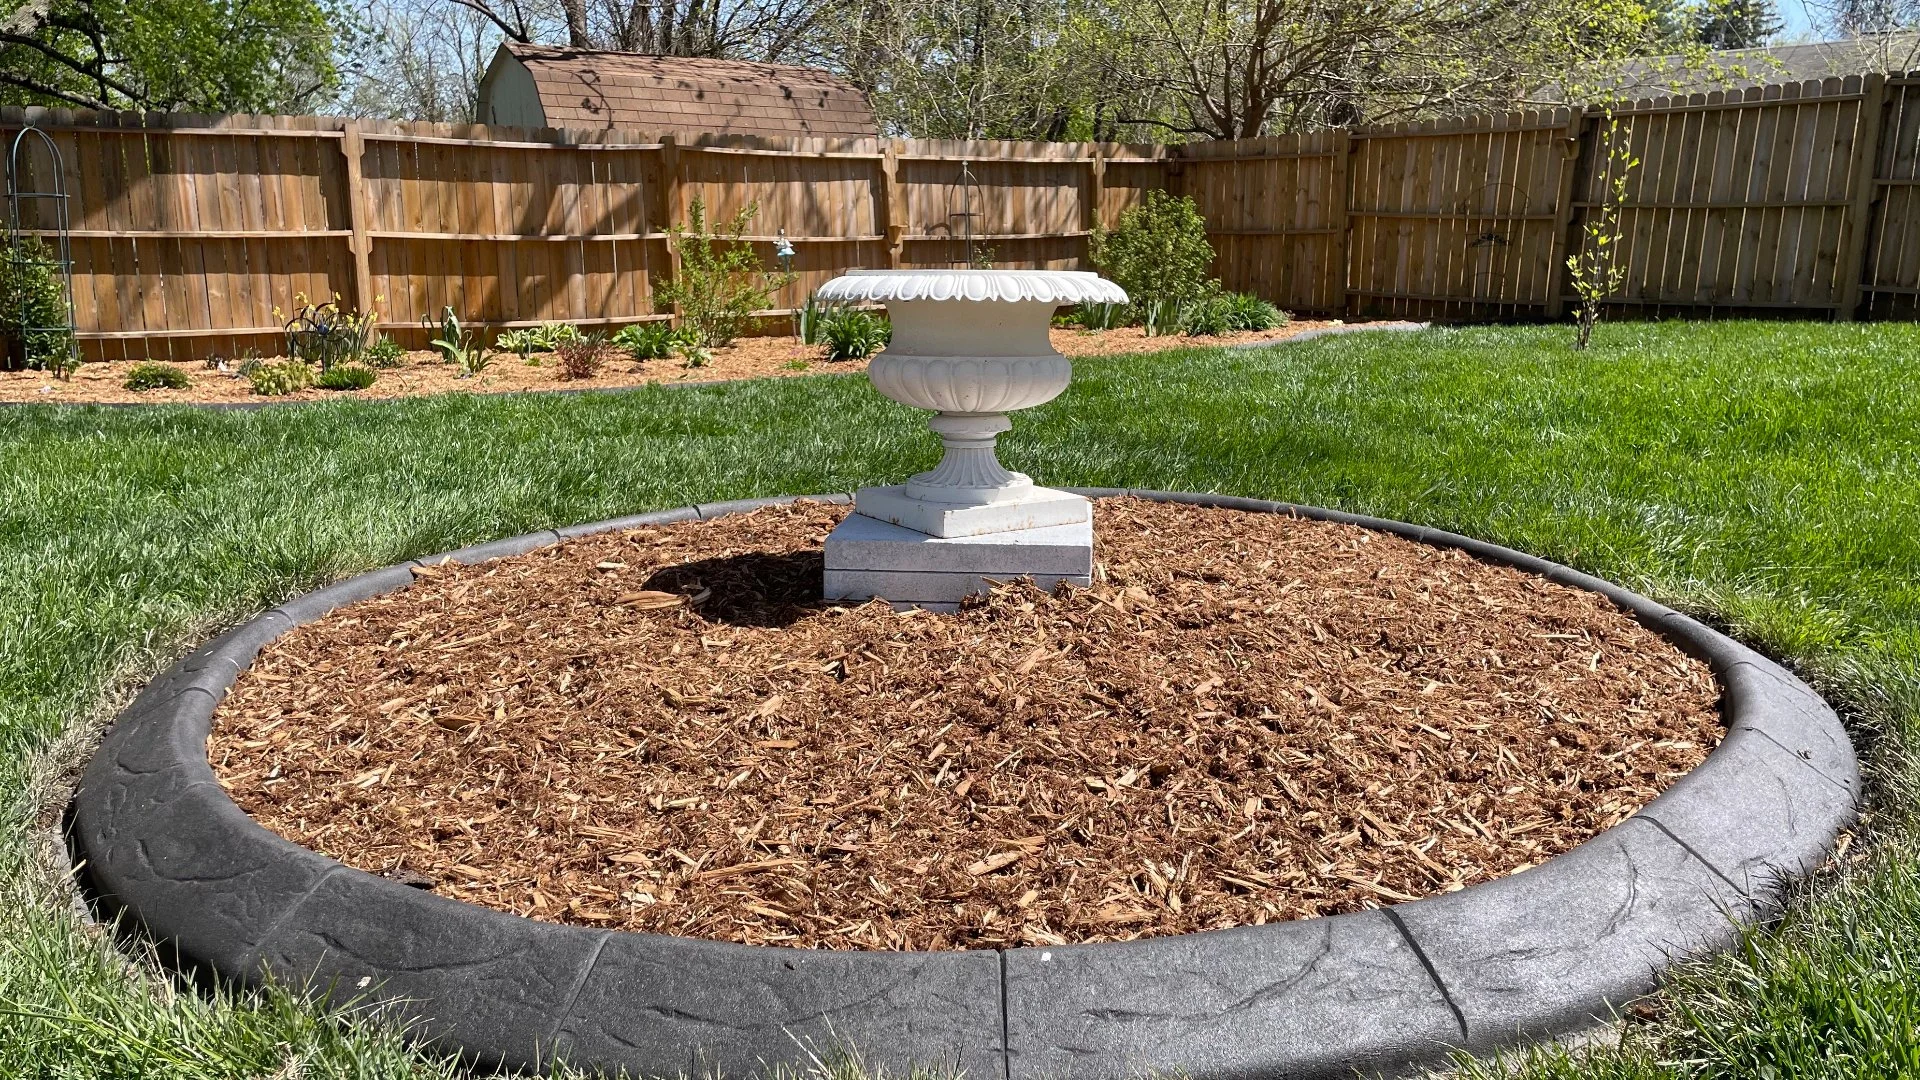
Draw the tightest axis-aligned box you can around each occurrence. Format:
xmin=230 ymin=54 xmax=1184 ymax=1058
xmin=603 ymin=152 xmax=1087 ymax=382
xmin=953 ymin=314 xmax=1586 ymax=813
xmin=9 ymin=73 xmax=1920 ymax=361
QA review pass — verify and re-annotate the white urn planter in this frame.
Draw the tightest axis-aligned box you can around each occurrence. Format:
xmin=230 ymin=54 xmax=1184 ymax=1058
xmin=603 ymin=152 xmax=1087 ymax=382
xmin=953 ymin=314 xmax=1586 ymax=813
xmin=816 ymin=268 xmax=1129 ymax=609
xmin=815 ymin=269 xmax=1129 ymax=539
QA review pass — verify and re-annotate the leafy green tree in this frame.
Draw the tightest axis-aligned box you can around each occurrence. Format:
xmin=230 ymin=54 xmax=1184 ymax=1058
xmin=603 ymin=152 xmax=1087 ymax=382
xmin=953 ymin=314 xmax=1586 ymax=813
xmin=831 ymin=0 xmax=1111 ymax=139
xmin=1069 ymin=0 xmax=1681 ymax=138
xmin=0 ymin=0 xmax=351 ymax=112
xmin=1828 ymin=0 xmax=1911 ymax=34
xmin=1691 ymin=0 xmax=1782 ymax=48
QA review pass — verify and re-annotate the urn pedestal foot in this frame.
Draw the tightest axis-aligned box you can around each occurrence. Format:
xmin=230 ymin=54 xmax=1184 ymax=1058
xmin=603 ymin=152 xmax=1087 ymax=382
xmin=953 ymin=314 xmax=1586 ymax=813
xmin=823 ymin=512 xmax=1093 ymax=612
xmin=854 ymin=484 xmax=1090 ymax=539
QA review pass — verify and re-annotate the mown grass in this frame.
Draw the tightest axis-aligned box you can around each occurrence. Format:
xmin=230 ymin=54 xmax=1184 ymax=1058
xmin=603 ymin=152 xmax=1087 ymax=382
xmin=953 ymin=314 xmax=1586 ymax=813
xmin=2 ymin=319 xmax=1918 ymax=1077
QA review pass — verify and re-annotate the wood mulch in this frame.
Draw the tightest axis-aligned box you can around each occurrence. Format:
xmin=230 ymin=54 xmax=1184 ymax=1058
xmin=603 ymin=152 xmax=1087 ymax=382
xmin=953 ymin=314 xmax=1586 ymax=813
xmin=0 ymin=321 xmax=1341 ymax=405
xmin=210 ymin=499 xmax=1719 ymax=950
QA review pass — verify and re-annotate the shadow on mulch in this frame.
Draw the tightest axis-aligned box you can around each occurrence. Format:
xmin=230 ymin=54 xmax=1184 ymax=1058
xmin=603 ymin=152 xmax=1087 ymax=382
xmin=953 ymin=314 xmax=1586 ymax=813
xmin=641 ymin=550 xmax=825 ymax=628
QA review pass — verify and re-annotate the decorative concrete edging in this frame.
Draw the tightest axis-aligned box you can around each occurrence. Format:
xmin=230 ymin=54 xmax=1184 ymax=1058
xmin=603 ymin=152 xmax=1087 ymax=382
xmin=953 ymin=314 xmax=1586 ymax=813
xmin=71 ymin=490 xmax=1856 ymax=1080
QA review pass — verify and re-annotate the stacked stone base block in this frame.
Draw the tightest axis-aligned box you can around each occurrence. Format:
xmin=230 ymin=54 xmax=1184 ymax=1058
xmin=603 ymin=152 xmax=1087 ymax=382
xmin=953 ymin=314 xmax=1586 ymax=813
xmin=853 ymin=483 xmax=1090 ymax=538
xmin=823 ymin=512 xmax=1093 ymax=612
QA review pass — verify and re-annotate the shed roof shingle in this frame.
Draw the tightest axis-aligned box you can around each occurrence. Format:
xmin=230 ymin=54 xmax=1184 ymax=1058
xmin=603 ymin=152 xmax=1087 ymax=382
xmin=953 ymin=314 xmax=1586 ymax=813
xmin=505 ymin=44 xmax=878 ymax=138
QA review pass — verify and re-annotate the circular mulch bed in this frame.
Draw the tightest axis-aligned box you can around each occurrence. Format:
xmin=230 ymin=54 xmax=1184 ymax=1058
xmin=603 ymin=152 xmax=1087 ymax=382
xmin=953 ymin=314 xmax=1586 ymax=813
xmin=210 ymin=498 xmax=1720 ymax=951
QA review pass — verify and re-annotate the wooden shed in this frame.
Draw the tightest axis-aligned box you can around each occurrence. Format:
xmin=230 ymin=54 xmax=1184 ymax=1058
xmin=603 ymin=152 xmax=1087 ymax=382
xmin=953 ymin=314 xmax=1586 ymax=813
xmin=476 ymin=44 xmax=879 ymax=138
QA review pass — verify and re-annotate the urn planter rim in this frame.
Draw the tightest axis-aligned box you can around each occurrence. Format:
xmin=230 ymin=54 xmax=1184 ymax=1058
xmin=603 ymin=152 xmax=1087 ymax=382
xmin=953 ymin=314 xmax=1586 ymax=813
xmin=870 ymin=352 xmax=1073 ymax=364
xmin=816 ymin=269 xmax=1130 ymax=306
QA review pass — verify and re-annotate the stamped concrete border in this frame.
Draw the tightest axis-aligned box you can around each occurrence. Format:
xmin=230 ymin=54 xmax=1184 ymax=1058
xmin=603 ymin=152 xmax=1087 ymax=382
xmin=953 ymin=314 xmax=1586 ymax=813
xmin=71 ymin=489 xmax=1856 ymax=1080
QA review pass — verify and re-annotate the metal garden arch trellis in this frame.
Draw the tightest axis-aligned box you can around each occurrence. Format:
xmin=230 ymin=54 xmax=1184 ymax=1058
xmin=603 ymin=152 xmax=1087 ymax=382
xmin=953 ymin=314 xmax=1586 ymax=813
xmin=4 ymin=125 xmax=78 ymax=371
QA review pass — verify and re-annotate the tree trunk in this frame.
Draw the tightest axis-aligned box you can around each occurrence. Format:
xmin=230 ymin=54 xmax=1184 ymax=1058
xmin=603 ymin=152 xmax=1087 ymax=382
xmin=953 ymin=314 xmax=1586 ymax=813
xmin=561 ymin=0 xmax=590 ymax=47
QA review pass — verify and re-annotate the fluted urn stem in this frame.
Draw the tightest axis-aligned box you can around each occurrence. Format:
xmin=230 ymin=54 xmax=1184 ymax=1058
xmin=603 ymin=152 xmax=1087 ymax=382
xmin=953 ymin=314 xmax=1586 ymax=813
xmin=907 ymin=413 xmax=1029 ymax=506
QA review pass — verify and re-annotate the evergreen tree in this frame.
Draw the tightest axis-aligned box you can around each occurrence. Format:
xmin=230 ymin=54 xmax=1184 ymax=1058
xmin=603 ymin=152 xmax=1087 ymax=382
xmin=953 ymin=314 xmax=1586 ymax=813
xmin=1693 ymin=0 xmax=1783 ymax=49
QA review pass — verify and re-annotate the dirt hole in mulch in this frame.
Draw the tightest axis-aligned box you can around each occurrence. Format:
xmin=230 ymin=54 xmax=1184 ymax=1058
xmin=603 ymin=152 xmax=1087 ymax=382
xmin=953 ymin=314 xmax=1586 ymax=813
xmin=211 ymin=498 xmax=1721 ymax=951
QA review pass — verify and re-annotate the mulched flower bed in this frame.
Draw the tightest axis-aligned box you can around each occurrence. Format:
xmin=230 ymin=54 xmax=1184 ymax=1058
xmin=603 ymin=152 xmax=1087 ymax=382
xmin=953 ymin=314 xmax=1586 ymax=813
xmin=2 ymin=321 xmax=1341 ymax=405
xmin=211 ymin=499 xmax=1720 ymax=950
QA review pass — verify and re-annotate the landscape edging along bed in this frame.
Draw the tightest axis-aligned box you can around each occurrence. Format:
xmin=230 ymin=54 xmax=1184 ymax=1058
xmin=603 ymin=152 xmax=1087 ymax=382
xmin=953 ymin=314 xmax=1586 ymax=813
xmin=71 ymin=490 xmax=1858 ymax=1080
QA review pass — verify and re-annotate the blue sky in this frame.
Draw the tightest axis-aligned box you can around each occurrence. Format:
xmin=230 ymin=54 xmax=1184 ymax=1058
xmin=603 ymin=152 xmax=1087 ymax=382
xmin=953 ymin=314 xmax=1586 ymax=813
xmin=1776 ymin=0 xmax=1821 ymax=39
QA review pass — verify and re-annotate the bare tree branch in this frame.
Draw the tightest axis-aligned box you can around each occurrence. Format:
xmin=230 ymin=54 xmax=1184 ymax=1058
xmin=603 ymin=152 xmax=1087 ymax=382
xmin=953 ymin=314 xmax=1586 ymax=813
xmin=0 ymin=66 xmax=111 ymax=108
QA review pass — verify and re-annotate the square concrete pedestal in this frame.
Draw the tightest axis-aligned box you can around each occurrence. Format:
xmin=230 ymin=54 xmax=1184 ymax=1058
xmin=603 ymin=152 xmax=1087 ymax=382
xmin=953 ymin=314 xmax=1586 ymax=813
xmin=854 ymin=484 xmax=1090 ymax=538
xmin=823 ymin=509 xmax=1093 ymax=612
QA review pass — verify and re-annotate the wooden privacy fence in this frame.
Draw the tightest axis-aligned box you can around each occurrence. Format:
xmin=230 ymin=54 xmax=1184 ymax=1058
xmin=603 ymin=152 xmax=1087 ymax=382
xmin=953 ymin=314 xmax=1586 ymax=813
xmin=0 ymin=112 xmax=1167 ymax=360
xmin=1179 ymin=72 xmax=1920 ymax=322
xmin=11 ymin=72 xmax=1920 ymax=361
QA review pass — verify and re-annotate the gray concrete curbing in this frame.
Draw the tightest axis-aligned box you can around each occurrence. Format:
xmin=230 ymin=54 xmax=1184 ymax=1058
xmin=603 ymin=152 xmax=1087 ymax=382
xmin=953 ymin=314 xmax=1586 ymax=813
xmin=71 ymin=490 xmax=1856 ymax=1079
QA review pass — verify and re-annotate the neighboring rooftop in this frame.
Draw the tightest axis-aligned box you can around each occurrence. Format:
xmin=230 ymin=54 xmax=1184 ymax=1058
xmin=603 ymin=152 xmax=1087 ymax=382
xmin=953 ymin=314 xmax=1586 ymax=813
xmin=1541 ymin=34 xmax=1920 ymax=102
xmin=477 ymin=44 xmax=878 ymax=138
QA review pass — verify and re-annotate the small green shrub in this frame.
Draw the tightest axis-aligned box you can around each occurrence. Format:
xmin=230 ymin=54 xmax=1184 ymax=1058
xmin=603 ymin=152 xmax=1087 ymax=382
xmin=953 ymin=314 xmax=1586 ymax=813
xmin=1220 ymin=292 xmax=1285 ymax=332
xmin=654 ymin=198 xmax=796 ymax=348
xmin=783 ymin=358 xmax=811 ymax=371
xmin=495 ymin=328 xmax=541 ymax=362
xmin=536 ymin=322 xmax=583 ymax=350
xmin=1179 ymin=295 xmax=1236 ymax=337
xmin=797 ymin=292 xmax=826 ymax=345
xmin=283 ymin=297 xmax=375 ymax=371
xmin=613 ymin=322 xmax=678 ymax=361
xmin=1175 ymin=292 xmax=1286 ymax=337
xmin=122 ymin=362 xmax=191 ymax=391
xmin=427 ymin=309 xmax=492 ymax=376
xmin=424 ymin=307 xmax=463 ymax=362
xmin=457 ymin=346 xmax=493 ymax=378
xmin=1091 ymin=190 xmax=1217 ymax=327
xmin=1058 ymin=302 xmax=1132 ymax=331
xmin=821 ymin=309 xmax=890 ymax=361
xmin=246 ymin=359 xmax=312 ymax=396
xmin=1139 ymin=297 xmax=1188 ymax=337
xmin=364 ymin=335 xmax=405 ymax=368
xmin=555 ymin=334 xmax=611 ymax=380
xmin=1 ymin=233 xmax=74 ymax=372
xmin=314 ymin=363 xmax=377 ymax=391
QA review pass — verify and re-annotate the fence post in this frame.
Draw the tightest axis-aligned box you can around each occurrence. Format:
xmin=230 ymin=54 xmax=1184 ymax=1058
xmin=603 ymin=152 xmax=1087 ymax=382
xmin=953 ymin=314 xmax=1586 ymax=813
xmin=1838 ymin=73 xmax=1888 ymax=321
xmin=660 ymin=134 xmax=685 ymax=323
xmin=339 ymin=120 xmax=375 ymax=318
xmin=1086 ymin=147 xmax=1106 ymax=242
xmin=1543 ymin=109 xmax=1588 ymax=321
xmin=1332 ymin=130 xmax=1352 ymax=317
xmin=880 ymin=142 xmax=905 ymax=269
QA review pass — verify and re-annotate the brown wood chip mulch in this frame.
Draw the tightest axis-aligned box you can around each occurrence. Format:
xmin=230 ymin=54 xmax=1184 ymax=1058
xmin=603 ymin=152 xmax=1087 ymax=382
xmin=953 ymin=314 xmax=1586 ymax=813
xmin=210 ymin=499 xmax=1720 ymax=951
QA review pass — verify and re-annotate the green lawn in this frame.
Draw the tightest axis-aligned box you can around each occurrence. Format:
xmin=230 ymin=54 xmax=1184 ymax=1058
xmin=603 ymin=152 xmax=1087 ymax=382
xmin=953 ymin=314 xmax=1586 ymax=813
xmin=3 ymin=320 xmax=1919 ymax=1078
